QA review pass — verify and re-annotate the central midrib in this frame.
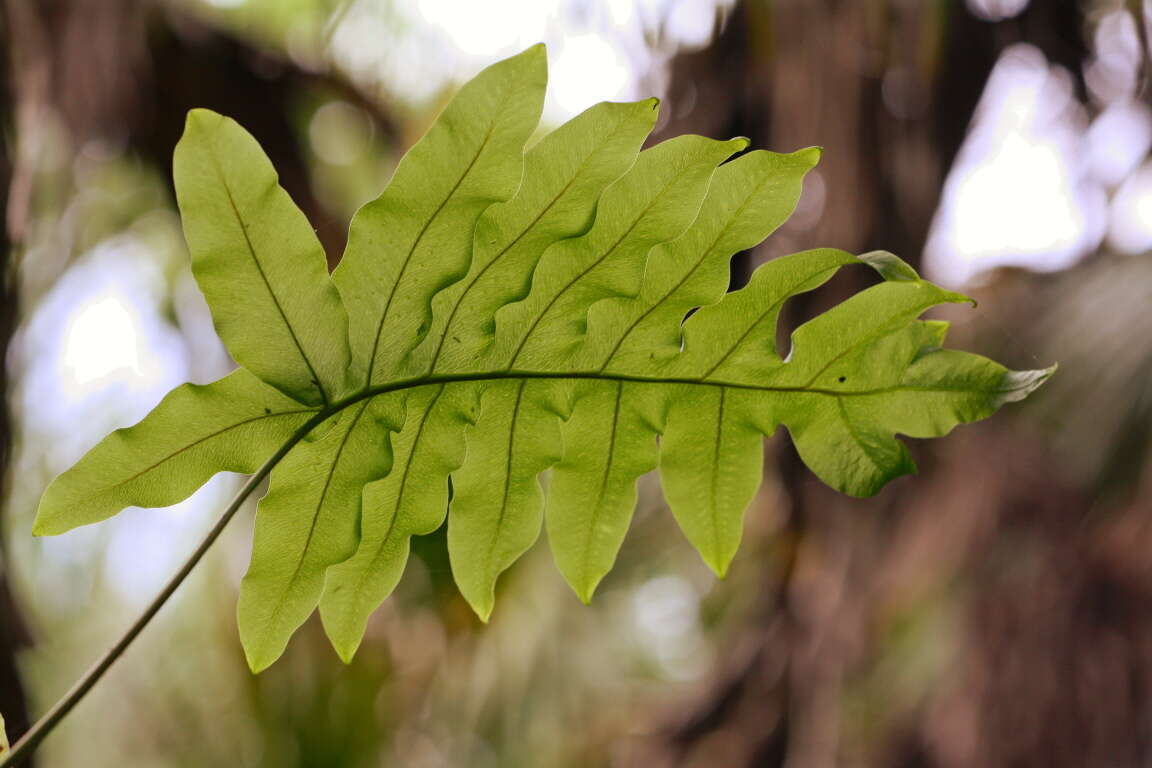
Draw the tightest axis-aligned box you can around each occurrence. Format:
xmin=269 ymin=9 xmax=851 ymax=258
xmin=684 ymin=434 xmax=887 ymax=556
xmin=311 ymin=368 xmax=1024 ymax=423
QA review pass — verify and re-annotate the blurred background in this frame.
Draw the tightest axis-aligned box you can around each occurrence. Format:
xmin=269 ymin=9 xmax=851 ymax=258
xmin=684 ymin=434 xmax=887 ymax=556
xmin=1 ymin=0 xmax=1151 ymax=765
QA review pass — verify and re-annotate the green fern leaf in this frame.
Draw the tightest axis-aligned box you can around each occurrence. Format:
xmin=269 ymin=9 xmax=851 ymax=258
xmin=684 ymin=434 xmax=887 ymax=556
xmin=336 ymin=44 xmax=547 ymax=385
xmin=173 ymin=111 xmax=352 ymax=406
xmin=320 ymin=385 xmax=478 ymax=662
xmin=238 ymin=396 xmax=403 ymax=672
xmin=34 ymin=370 xmax=316 ymax=536
xmin=33 ymin=45 xmax=1053 ymax=670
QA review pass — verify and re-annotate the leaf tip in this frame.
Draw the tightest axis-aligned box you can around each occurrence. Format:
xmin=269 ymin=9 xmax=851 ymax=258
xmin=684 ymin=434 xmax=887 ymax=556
xmin=574 ymin=581 xmax=599 ymax=605
xmin=707 ymin=557 xmax=733 ymax=581
xmin=182 ymin=107 xmax=226 ymax=136
xmin=994 ymin=364 xmax=1056 ymax=406
xmin=952 ymin=291 xmax=977 ymax=308
xmin=334 ymin=642 xmax=359 ymax=666
xmin=858 ymin=250 xmax=921 ymax=282
xmin=240 ymin=615 xmax=288 ymax=674
xmin=321 ymin=616 xmax=364 ymax=665
xmin=245 ymin=650 xmax=275 ymax=675
xmin=795 ymin=145 xmax=823 ymax=167
xmin=506 ymin=42 xmax=548 ymax=77
xmin=31 ymin=497 xmax=64 ymax=537
xmin=465 ymin=594 xmax=495 ymax=623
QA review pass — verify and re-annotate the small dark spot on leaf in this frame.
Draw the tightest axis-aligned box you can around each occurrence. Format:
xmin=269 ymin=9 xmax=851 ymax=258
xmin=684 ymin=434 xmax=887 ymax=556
xmin=264 ymin=407 xmax=271 ymax=414
xmin=838 ymin=376 xmax=846 ymax=383
xmin=452 ymin=335 xmax=461 ymax=343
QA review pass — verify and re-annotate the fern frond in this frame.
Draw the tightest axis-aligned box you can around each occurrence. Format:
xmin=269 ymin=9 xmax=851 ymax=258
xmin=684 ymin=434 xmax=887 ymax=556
xmin=34 ymin=46 xmax=1053 ymax=669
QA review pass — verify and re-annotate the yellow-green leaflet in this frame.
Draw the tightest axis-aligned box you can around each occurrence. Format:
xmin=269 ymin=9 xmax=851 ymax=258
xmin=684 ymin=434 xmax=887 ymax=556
xmin=34 ymin=45 xmax=1052 ymax=670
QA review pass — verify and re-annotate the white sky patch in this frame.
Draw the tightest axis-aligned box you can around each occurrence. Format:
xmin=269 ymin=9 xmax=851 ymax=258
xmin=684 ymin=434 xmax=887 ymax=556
xmin=966 ymin=0 xmax=1029 ymax=22
xmin=608 ymin=0 xmax=634 ymax=25
xmin=103 ymin=475 xmax=236 ymax=605
xmin=1108 ymin=162 xmax=1152 ymax=253
xmin=1086 ymin=10 xmax=1142 ymax=104
xmin=329 ymin=0 xmax=728 ymax=122
xmin=327 ymin=4 xmax=397 ymax=84
xmin=17 ymin=236 xmax=221 ymax=614
xmin=416 ymin=0 xmax=557 ymax=57
xmin=1085 ymin=99 xmax=1152 ymax=188
xmin=664 ymin=0 xmax=720 ymax=48
xmin=548 ymin=34 xmax=632 ymax=120
xmin=62 ymin=296 xmax=141 ymax=387
xmin=925 ymin=45 xmax=1105 ymax=287
xmin=18 ymin=237 xmax=188 ymax=468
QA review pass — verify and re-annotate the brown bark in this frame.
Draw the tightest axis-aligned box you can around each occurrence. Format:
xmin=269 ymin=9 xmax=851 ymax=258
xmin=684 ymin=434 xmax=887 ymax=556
xmin=6 ymin=0 xmax=396 ymax=264
xmin=628 ymin=3 xmax=1146 ymax=767
xmin=0 ymin=0 xmax=33 ymax=758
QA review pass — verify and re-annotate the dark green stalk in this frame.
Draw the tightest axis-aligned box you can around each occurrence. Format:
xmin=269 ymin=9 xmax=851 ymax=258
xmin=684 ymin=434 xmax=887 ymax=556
xmin=0 ymin=410 xmax=330 ymax=767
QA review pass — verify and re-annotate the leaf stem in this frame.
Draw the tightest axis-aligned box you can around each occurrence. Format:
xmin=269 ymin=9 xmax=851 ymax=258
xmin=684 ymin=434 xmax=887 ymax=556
xmin=0 ymin=412 xmax=330 ymax=767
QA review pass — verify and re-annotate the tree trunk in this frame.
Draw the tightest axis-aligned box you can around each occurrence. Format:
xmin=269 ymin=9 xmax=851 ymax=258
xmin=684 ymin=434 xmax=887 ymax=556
xmin=627 ymin=3 xmax=1151 ymax=767
xmin=0 ymin=0 xmax=34 ymax=758
xmin=4 ymin=0 xmax=396 ymax=265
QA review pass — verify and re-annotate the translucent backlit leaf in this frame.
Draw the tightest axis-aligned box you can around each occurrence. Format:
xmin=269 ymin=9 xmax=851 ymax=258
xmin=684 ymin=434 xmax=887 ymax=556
xmin=34 ymin=46 xmax=1052 ymax=670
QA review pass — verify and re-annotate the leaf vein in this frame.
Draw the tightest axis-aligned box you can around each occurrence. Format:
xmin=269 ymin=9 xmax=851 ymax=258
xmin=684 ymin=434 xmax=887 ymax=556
xmin=600 ymin=173 xmax=775 ymax=370
xmin=481 ymin=380 xmax=527 ymax=590
xmin=264 ymin=400 xmax=371 ymax=634
xmin=351 ymin=384 xmax=447 ymax=603
xmin=699 ymin=265 xmax=841 ymax=379
xmin=209 ymin=149 xmax=329 ymax=406
xmin=507 ymin=162 xmax=705 ymax=367
xmin=107 ymin=409 xmax=316 ymax=493
xmin=364 ymin=113 xmax=500 ymax=383
xmin=710 ymin=387 xmax=726 ymax=561
xmin=575 ymin=380 xmax=624 ymax=589
xmin=427 ymin=122 xmax=622 ymax=371
xmin=835 ymin=396 xmax=885 ymax=471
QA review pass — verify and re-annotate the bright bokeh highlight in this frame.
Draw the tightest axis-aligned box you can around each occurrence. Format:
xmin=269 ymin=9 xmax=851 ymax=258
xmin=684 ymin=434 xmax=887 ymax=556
xmin=926 ymin=45 xmax=1105 ymax=286
xmin=62 ymin=297 xmax=142 ymax=391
